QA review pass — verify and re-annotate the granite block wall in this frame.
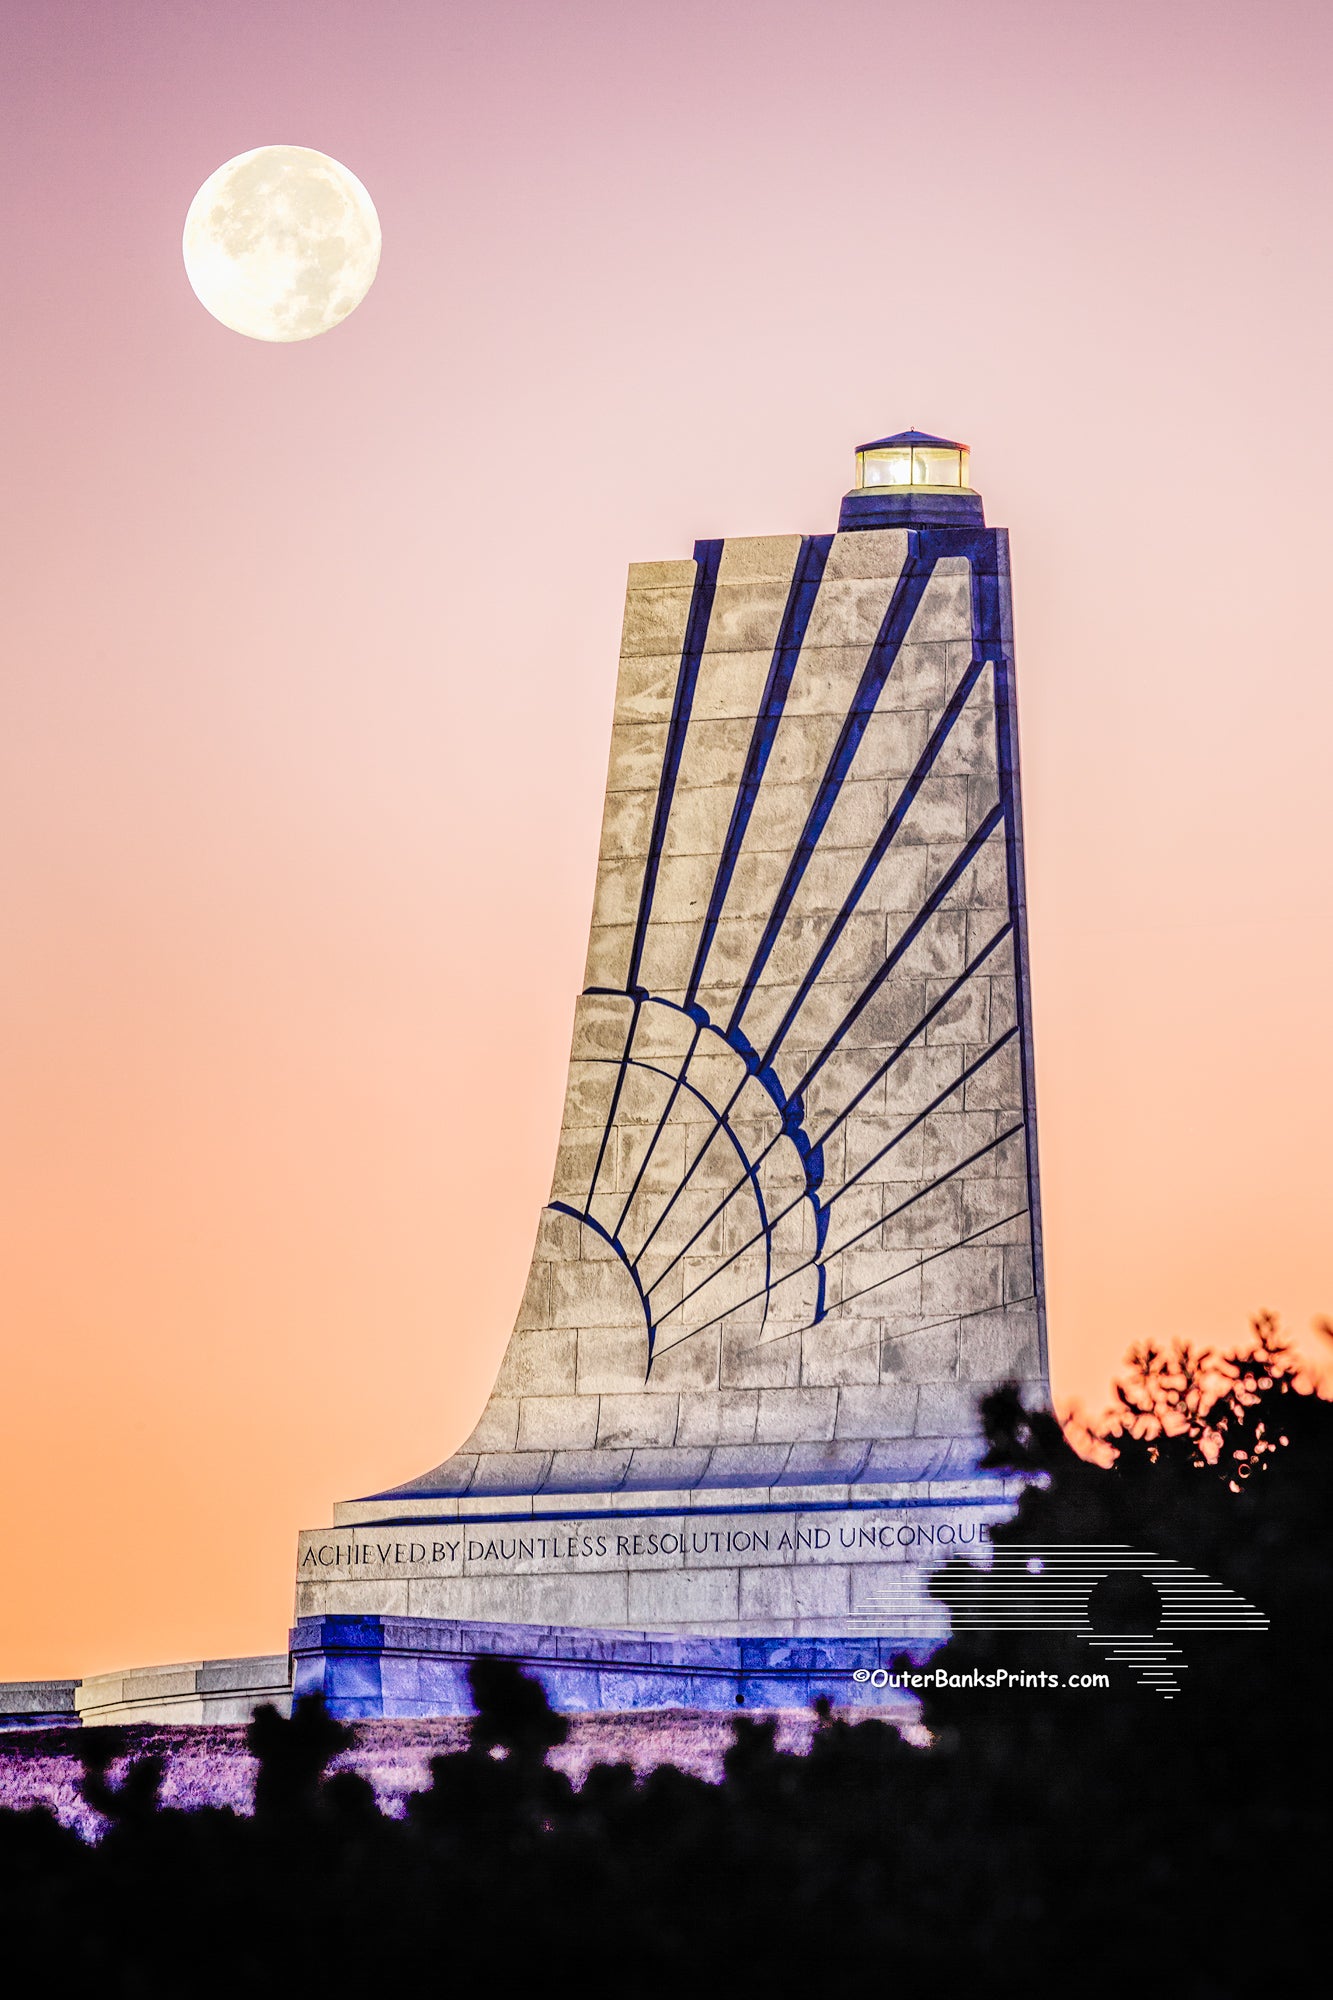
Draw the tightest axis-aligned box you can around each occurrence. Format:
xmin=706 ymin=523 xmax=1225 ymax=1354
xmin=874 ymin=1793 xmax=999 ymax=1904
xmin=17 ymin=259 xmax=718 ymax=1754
xmin=391 ymin=518 xmax=1045 ymax=1507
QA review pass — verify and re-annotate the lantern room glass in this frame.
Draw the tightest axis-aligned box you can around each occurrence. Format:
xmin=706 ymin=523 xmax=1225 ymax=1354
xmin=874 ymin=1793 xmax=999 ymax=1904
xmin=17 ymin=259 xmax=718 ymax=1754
xmin=857 ymin=443 xmax=970 ymax=491
xmin=859 ymin=448 xmax=913 ymax=487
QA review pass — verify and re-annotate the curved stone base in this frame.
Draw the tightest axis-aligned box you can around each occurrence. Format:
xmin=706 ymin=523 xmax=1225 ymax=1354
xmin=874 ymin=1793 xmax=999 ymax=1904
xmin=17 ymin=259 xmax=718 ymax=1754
xmin=75 ymin=1656 xmax=292 ymax=1728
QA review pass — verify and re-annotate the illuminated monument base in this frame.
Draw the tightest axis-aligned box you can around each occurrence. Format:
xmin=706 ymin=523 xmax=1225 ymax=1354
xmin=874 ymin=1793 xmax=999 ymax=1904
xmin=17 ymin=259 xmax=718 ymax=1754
xmin=291 ymin=432 xmax=1048 ymax=1714
xmin=290 ymin=1481 xmax=1018 ymax=1714
xmin=293 ymin=1616 xmax=949 ymax=1720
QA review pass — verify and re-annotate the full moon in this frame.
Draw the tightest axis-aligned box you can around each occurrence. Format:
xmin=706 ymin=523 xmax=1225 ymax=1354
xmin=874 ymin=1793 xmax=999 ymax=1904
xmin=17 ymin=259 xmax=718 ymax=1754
xmin=182 ymin=146 xmax=381 ymax=342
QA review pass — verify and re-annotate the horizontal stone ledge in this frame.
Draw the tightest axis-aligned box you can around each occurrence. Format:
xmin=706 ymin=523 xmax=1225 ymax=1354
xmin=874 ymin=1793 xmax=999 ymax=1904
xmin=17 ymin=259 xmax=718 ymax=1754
xmin=0 ymin=1680 xmax=81 ymax=1727
xmin=331 ymin=1473 xmax=1020 ymax=1528
xmin=289 ymin=1612 xmax=940 ymax=1676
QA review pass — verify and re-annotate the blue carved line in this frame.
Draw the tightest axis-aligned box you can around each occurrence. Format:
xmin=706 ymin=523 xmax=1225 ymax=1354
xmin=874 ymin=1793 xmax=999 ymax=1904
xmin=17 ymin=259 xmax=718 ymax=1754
xmin=570 ymin=1050 xmax=778 ymax=1361
xmin=726 ymin=550 xmax=930 ymax=1036
xmin=584 ymin=993 xmax=641 ymax=1214
xmin=587 ymin=540 xmax=721 ymax=1217
xmin=625 ymin=539 xmax=724 ymax=990
xmin=984 ymin=562 xmax=1048 ymax=1386
xmin=755 ymin=655 xmax=988 ymax=1070
xmin=579 ymin=993 xmax=824 ymax=1220
xmin=828 ymin=1206 xmax=1030 ymax=1322
xmin=810 ymin=922 xmax=1012 ymax=1152
xmin=684 ymin=534 xmax=832 ymax=1007
xmin=819 ymin=1121 xmax=1027 ymax=1269
xmin=660 ymin=1204 xmax=1034 ymax=1361
xmin=621 ymin=1000 xmax=823 ymax=1270
xmin=717 ymin=1018 xmax=822 ymax=1190
xmin=547 ymin=1201 xmax=655 ymax=1372
xmin=610 ymin=1015 xmax=704 ymax=1240
xmin=605 ymin=989 xmax=821 ymax=1256
xmin=791 ymin=798 xmax=1006 ymax=1102
xmin=848 ymin=1279 xmax=1038 ymax=1351
xmin=823 ymin=1028 xmax=1019 ymax=1229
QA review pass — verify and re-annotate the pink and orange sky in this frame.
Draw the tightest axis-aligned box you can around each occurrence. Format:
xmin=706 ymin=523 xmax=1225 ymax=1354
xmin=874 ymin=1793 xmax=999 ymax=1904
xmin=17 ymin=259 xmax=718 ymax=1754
xmin=3 ymin=0 xmax=1331 ymax=1681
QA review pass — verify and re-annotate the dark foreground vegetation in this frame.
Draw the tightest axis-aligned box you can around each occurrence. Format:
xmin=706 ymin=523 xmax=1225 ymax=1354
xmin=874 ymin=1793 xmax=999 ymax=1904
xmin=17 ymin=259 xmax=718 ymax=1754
xmin=3 ymin=1321 xmax=1328 ymax=1996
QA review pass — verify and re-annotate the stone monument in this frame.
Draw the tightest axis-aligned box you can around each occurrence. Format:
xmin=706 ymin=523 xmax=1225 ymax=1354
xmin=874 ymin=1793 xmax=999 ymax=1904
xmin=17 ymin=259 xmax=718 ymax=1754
xmin=292 ymin=430 xmax=1048 ymax=1714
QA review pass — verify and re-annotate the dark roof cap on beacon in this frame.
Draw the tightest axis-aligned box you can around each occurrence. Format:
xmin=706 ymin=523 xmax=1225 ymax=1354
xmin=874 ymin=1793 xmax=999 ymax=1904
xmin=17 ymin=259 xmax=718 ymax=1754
xmin=856 ymin=428 xmax=967 ymax=453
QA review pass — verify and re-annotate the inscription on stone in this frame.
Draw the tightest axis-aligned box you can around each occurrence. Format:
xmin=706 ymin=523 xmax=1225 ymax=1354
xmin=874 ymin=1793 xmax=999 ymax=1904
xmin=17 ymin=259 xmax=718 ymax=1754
xmin=299 ymin=1514 xmax=991 ymax=1574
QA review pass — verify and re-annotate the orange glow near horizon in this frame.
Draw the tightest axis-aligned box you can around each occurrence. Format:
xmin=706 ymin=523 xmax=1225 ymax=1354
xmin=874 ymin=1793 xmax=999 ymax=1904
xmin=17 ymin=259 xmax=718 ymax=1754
xmin=2 ymin=0 xmax=1332 ymax=1681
